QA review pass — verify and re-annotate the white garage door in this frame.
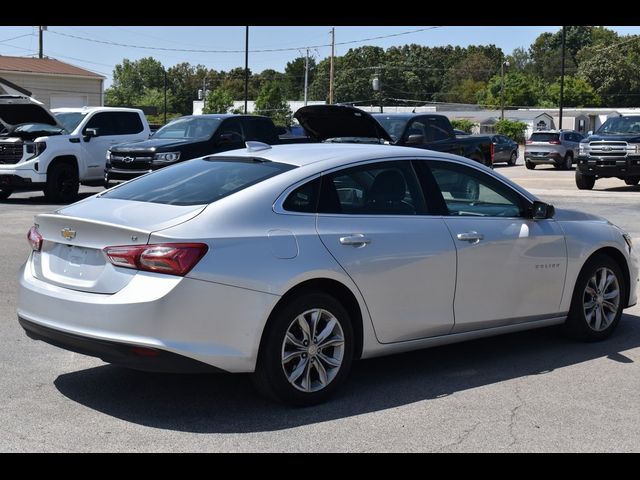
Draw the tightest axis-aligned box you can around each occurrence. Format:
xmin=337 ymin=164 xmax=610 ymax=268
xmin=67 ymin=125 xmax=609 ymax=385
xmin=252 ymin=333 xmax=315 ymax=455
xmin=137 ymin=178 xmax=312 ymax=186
xmin=50 ymin=95 xmax=88 ymax=109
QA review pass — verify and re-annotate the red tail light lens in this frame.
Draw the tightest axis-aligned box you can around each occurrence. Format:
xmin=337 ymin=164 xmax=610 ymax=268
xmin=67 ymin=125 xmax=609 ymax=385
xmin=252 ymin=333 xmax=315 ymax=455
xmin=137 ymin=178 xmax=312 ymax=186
xmin=548 ymin=140 xmax=561 ymax=144
xmin=490 ymin=142 xmax=495 ymax=161
xmin=526 ymin=140 xmax=533 ymax=144
xmin=103 ymin=243 xmax=208 ymax=276
xmin=27 ymin=226 xmax=43 ymax=252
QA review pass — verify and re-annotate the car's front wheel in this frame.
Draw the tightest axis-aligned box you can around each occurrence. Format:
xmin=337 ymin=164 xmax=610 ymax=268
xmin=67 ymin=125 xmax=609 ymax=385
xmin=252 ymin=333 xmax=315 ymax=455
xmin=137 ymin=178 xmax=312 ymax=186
xmin=624 ymin=177 xmax=640 ymax=186
xmin=564 ymin=254 xmax=626 ymax=341
xmin=525 ymin=159 xmax=535 ymax=170
xmin=575 ymin=170 xmax=595 ymax=190
xmin=253 ymin=292 xmax=354 ymax=406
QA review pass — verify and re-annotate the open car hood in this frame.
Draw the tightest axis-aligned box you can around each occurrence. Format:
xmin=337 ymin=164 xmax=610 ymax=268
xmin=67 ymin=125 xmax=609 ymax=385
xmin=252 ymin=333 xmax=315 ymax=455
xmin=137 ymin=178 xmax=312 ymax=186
xmin=294 ymin=105 xmax=392 ymax=142
xmin=0 ymin=95 xmax=61 ymax=130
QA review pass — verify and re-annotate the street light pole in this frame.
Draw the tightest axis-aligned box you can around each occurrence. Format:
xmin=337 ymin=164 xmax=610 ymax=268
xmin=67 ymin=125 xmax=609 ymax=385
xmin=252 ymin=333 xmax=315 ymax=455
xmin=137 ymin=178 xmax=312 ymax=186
xmin=500 ymin=60 xmax=509 ymax=121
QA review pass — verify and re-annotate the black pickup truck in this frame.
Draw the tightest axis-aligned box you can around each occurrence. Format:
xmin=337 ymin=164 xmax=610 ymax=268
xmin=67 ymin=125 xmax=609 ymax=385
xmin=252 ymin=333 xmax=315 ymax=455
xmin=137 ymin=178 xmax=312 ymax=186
xmin=105 ymin=114 xmax=308 ymax=186
xmin=294 ymin=105 xmax=494 ymax=167
xmin=576 ymin=114 xmax=640 ymax=190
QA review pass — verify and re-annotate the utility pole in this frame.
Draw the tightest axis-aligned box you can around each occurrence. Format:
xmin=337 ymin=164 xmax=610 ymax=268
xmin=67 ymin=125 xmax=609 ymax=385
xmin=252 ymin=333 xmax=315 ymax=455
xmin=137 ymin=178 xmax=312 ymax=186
xmin=304 ymin=48 xmax=309 ymax=106
xmin=38 ymin=26 xmax=46 ymax=59
xmin=558 ymin=25 xmax=566 ymax=130
xmin=244 ymin=26 xmax=249 ymax=114
xmin=500 ymin=59 xmax=509 ymax=121
xmin=163 ymin=69 xmax=167 ymax=125
xmin=329 ymin=27 xmax=335 ymax=105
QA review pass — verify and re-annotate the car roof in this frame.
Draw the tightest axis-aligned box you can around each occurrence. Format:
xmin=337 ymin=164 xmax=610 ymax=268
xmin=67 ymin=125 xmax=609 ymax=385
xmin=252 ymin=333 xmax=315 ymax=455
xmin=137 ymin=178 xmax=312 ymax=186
xmin=211 ymin=142 xmax=483 ymax=169
xmin=52 ymin=106 xmax=144 ymax=114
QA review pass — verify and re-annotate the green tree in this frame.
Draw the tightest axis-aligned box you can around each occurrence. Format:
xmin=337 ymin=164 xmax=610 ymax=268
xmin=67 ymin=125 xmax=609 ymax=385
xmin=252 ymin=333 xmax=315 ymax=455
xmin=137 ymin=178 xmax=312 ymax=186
xmin=284 ymin=56 xmax=316 ymax=100
xmin=577 ymin=36 xmax=640 ymax=107
xmin=545 ymin=75 xmax=601 ymax=107
xmin=435 ymin=52 xmax=496 ymax=103
xmin=202 ymin=87 xmax=234 ymax=114
xmin=477 ymin=71 xmax=546 ymax=108
xmin=105 ymin=57 xmax=165 ymax=107
xmin=450 ymin=119 xmax=475 ymax=133
xmin=254 ymin=82 xmax=292 ymax=127
xmin=494 ymin=119 xmax=527 ymax=143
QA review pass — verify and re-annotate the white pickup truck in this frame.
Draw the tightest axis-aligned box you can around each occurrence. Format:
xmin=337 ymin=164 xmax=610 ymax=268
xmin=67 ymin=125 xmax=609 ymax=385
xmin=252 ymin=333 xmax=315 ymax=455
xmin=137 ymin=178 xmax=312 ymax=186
xmin=0 ymin=95 xmax=150 ymax=202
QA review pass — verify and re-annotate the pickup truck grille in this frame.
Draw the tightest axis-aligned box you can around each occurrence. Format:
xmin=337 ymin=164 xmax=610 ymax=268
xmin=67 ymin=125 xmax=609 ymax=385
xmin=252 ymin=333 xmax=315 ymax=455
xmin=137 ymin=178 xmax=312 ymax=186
xmin=587 ymin=141 xmax=629 ymax=157
xmin=110 ymin=154 xmax=153 ymax=170
xmin=0 ymin=143 xmax=24 ymax=164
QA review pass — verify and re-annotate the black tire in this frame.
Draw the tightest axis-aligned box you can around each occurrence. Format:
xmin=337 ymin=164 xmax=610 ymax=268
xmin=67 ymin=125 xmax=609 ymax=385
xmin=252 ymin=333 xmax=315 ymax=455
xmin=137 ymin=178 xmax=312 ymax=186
xmin=575 ymin=170 xmax=595 ymax=190
xmin=507 ymin=151 xmax=517 ymax=166
xmin=525 ymin=159 xmax=535 ymax=170
xmin=624 ymin=177 xmax=640 ymax=186
xmin=252 ymin=291 xmax=354 ymax=406
xmin=44 ymin=162 xmax=79 ymax=203
xmin=0 ymin=188 xmax=12 ymax=200
xmin=563 ymin=153 xmax=573 ymax=170
xmin=564 ymin=254 xmax=626 ymax=341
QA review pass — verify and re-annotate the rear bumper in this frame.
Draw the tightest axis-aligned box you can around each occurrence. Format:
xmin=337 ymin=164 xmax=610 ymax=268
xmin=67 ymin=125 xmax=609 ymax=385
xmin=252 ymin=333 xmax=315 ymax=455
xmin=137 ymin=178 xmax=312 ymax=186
xmin=524 ymin=152 xmax=563 ymax=164
xmin=577 ymin=156 xmax=640 ymax=178
xmin=17 ymin=262 xmax=279 ymax=373
xmin=19 ymin=316 xmax=221 ymax=373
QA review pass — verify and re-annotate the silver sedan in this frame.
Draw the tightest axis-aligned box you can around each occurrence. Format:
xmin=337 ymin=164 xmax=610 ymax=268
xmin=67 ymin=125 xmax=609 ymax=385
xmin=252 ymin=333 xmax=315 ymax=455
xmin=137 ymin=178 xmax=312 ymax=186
xmin=17 ymin=143 xmax=639 ymax=406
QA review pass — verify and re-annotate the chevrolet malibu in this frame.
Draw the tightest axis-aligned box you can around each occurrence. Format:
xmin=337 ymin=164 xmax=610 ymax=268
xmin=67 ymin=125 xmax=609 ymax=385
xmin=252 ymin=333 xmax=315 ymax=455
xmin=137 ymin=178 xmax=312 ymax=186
xmin=18 ymin=143 xmax=638 ymax=406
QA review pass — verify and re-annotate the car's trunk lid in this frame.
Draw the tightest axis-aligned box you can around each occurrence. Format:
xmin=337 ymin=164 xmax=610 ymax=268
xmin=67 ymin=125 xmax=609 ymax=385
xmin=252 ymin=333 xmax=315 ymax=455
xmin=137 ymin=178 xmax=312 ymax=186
xmin=294 ymin=105 xmax=392 ymax=142
xmin=31 ymin=198 xmax=206 ymax=294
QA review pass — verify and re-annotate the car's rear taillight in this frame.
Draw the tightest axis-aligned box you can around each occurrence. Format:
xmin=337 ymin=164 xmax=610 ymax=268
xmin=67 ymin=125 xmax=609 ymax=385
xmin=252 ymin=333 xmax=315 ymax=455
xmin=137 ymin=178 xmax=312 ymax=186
xmin=548 ymin=140 xmax=561 ymax=144
xmin=27 ymin=226 xmax=43 ymax=252
xmin=490 ymin=142 xmax=495 ymax=162
xmin=103 ymin=243 xmax=208 ymax=276
xmin=526 ymin=140 xmax=532 ymax=144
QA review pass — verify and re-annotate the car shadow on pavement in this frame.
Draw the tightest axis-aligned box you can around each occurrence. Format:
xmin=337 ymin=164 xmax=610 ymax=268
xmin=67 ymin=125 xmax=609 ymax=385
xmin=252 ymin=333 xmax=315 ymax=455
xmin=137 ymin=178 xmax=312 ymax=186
xmin=0 ymin=192 xmax=97 ymax=206
xmin=54 ymin=315 xmax=640 ymax=434
xmin=595 ymin=185 xmax=640 ymax=192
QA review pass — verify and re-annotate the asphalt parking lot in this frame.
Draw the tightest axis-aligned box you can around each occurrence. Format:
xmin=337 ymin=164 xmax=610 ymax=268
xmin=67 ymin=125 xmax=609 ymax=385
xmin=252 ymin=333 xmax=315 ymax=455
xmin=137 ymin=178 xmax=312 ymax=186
xmin=1 ymin=159 xmax=639 ymax=452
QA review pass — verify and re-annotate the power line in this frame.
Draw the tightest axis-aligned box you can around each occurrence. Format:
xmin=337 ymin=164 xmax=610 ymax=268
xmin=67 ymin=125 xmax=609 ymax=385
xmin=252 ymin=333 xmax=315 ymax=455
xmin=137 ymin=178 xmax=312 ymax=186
xmin=47 ymin=27 xmax=442 ymax=54
xmin=0 ymin=33 xmax=33 ymax=44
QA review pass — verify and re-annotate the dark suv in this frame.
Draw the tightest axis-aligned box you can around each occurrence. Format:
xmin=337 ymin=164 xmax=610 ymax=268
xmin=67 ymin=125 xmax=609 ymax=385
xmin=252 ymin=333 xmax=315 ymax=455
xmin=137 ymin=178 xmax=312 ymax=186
xmin=524 ymin=130 xmax=584 ymax=170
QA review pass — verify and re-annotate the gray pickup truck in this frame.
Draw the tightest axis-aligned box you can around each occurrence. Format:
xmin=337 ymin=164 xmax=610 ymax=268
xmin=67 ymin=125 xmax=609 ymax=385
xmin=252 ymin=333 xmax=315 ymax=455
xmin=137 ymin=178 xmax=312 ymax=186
xmin=295 ymin=105 xmax=494 ymax=167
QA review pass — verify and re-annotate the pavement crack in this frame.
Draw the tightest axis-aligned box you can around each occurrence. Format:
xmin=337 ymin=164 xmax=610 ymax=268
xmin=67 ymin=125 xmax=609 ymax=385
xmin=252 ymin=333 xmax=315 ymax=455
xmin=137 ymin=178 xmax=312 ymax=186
xmin=434 ymin=421 xmax=482 ymax=452
xmin=507 ymin=383 xmax=526 ymax=448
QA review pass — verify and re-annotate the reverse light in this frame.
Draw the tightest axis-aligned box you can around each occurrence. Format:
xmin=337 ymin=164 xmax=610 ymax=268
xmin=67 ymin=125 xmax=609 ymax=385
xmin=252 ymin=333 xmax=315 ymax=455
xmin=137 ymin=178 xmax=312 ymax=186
xmin=27 ymin=226 xmax=43 ymax=252
xmin=152 ymin=152 xmax=181 ymax=163
xmin=103 ymin=243 xmax=208 ymax=276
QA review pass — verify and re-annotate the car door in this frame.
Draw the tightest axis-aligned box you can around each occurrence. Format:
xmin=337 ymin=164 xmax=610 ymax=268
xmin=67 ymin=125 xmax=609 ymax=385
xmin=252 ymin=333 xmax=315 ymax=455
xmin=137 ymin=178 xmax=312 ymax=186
xmin=315 ymin=159 xmax=457 ymax=343
xmin=425 ymin=160 xmax=567 ymax=333
xmin=82 ymin=112 xmax=146 ymax=180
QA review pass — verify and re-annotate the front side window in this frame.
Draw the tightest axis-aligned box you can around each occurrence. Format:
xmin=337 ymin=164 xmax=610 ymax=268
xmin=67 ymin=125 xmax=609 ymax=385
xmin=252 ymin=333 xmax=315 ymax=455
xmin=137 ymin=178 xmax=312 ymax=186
xmin=153 ymin=117 xmax=222 ymax=139
xmin=317 ymin=160 xmax=426 ymax=215
xmin=428 ymin=162 xmax=524 ymax=217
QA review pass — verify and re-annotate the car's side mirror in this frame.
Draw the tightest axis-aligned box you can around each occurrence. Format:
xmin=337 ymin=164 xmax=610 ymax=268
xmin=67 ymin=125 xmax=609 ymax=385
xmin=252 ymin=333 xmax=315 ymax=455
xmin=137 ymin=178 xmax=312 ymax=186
xmin=406 ymin=134 xmax=424 ymax=145
xmin=531 ymin=200 xmax=555 ymax=219
xmin=587 ymin=130 xmax=593 ymax=136
xmin=83 ymin=128 xmax=98 ymax=141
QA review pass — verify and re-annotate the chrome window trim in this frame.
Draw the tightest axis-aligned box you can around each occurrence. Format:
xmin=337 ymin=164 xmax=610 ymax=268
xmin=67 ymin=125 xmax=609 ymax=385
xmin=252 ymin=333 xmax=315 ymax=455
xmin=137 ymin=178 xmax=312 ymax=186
xmin=273 ymin=155 xmax=537 ymax=218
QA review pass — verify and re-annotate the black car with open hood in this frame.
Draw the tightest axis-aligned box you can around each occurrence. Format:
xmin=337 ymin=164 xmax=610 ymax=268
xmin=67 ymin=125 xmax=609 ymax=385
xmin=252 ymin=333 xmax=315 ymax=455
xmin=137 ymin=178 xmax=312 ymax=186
xmin=295 ymin=105 xmax=494 ymax=167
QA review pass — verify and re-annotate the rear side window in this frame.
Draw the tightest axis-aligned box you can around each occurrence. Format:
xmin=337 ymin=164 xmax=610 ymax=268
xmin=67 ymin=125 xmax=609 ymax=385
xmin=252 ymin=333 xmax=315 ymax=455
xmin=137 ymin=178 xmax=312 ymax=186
xmin=283 ymin=177 xmax=320 ymax=213
xmin=83 ymin=112 xmax=144 ymax=135
xmin=101 ymin=158 xmax=295 ymax=206
xmin=428 ymin=117 xmax=452 ymax=141
xmin=244 ymin=117 xmax=278 ymax=144
xmin=530 ymin=133 xmax=560 ymax=142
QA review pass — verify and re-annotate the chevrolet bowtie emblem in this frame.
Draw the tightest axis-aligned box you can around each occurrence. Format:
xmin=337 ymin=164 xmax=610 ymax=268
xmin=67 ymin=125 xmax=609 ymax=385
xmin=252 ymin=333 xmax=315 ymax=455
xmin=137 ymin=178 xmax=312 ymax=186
xmin=61 ymin=228 xmax=76 ymax=240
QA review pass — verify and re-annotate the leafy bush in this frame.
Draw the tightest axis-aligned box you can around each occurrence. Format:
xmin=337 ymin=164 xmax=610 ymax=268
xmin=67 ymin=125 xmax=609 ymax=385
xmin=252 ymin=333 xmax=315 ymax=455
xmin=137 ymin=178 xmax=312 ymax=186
xmin=494 ymin=119 xmax=527 ymax=143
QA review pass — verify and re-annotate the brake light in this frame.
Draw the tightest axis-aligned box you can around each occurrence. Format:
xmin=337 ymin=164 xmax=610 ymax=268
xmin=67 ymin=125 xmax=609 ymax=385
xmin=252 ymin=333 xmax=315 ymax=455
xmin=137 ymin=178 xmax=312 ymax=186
xmin=526 ymin=140 xmax=532 ymax=144
xmin=103 ymin=243 xmax=208 ymax=276
xmin=490 ymin=142 xmax=495 ymax=162
xmin=27 ymin=226 xmax=43 ymax=252
xmin=548 ymin=140 xmax=561 ymax=144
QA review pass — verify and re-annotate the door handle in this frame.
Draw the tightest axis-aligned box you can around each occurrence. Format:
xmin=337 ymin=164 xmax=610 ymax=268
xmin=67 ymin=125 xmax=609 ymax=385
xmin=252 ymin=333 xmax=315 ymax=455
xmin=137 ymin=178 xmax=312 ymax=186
xmin=456 ymin=231 xmax=484 ymax=243
xmin=339 ymin=234 xmax=371 ymax=247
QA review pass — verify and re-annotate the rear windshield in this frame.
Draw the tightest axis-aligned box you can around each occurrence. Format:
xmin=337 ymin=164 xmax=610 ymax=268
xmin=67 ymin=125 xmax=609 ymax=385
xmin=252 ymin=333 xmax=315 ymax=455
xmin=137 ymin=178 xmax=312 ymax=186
xmin=530 ymin=133 xmax=560 ymax=142
xmin=100 ymin=157 xmax=295 ymax=206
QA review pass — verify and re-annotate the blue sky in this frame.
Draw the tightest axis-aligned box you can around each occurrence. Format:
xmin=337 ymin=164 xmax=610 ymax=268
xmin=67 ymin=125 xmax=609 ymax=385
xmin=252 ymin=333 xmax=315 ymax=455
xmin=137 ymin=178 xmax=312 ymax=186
xmin=1 ymin=26 xmax=639 ymax=87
